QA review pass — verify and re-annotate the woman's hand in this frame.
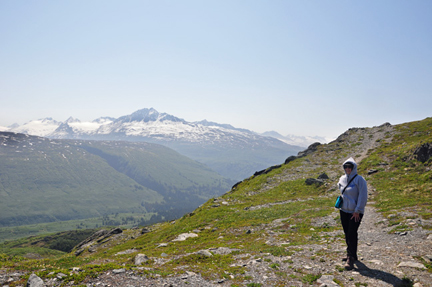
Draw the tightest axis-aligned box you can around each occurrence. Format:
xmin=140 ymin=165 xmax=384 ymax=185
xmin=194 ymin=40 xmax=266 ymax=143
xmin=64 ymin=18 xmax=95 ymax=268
xmin=351 ymin=212 xmax=361 ymax=222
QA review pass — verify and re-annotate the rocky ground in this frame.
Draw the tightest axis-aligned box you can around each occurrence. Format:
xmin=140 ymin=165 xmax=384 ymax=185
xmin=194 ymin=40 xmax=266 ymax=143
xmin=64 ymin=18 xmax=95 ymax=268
xmin=90 ymin=208 xmax=431 ymax=287
xmin=3 ymin=123 xmax=432 ymax=286
xmin=9 ymin=201 xmax=431 ymax=287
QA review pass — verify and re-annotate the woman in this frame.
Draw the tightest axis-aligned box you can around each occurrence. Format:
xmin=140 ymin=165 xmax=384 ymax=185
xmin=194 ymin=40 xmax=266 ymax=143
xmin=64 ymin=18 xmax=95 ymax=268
xmin=338 ymin=157 xmax=368 ymax=270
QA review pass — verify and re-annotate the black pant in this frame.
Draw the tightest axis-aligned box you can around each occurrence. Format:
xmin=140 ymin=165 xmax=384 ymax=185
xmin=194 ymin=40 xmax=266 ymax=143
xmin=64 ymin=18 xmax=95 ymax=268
xmin=340 ymin=210 xmax=363 ymax=260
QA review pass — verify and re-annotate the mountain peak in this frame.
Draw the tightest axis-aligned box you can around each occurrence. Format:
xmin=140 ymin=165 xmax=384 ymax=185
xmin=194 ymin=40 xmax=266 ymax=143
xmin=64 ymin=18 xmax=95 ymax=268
xmin=65 ymin=117 xmax=80 ymax=123
xmin=117 ymin=108 xmax=184 ymax=123
xmin=117 ymin=108 xmax=159 ymax=123
xmin=261 ymin=131 xmax=284 ymax=138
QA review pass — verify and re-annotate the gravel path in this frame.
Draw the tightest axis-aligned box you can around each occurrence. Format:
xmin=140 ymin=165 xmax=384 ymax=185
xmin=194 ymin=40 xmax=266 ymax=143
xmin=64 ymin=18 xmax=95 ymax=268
xmin=39 ymin=204 xmax=430 ymax=287
xmin=5 ymin=123 xmax=432 ymax=286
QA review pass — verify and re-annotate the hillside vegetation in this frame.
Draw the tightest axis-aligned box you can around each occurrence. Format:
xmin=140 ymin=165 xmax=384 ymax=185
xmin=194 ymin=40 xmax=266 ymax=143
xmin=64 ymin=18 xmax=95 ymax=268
xmin=0 ymin=133 xmax=232 ymax=236
xmin=0 ymin=118 xmax=431 ymax=286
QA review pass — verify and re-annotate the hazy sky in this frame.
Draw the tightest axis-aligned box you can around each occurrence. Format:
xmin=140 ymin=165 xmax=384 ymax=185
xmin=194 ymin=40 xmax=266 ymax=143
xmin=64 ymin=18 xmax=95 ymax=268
xmin=1 ymin=1 xmax=431 ymax=139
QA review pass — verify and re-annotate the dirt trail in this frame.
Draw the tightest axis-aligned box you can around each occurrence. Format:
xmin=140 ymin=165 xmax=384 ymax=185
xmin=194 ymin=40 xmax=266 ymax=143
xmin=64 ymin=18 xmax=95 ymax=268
xmin=342 ymin=202 xmax=432 ymax=287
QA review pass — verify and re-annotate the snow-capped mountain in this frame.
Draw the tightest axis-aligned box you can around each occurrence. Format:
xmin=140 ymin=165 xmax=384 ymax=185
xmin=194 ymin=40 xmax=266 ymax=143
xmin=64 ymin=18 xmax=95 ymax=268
xmin=11 ymin=108 xmax=287 ymax=145
xmin=260 ymin=131 xmax=331 ymax=147
xmin=10 ymin=118 xmax=60 ymax=137
xmin=0 ymin=125 xmax=10 ymax=132
xmin=7 ymin=108 xmax=304 ymax=180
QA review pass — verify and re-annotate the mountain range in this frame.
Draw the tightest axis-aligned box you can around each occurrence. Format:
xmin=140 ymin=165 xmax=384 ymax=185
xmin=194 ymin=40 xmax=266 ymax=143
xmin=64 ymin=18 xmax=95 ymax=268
xmin=260 ymin=130 xmax=330 ymax=147
xmin=1 ymin=117 xmax=431 ymax=286
xmin=3 ymin=108 xmax=305 ymax=180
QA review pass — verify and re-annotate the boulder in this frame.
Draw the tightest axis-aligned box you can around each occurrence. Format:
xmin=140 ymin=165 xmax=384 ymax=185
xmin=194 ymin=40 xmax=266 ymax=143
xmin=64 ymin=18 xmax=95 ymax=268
xmin=317 ymin=173 xmax=329 ymax=180
xmin=172 ymin=232 xmax=198 ymax=242
xmin=74 ymin=248 xmax=85 ymax=256
xmin=317 ymin=274 xmax=339 ymax=286
xmin=56 ymin=273 xmax=67 ymax=280
xmin=397 ymin=261 xmax=426 ymax=269
xmin=135 ymin=253 xmax=149 ymax=265
xmin=115 ymin=248 xmax=139 ymax=256
xmin=196 ymin=250 xmax=213 ymax=257
xmin=26 ymin=273 xmax=44 ymax=287
xmin=414 ymin=143 xmax=432 ymax=163
xmin=305 ymin=178 xmax=324 ymax=186
xmin=112 ymin=268 xmax=126 ymax=274
xmin=209 ymin=247 xmax=240 ymax=255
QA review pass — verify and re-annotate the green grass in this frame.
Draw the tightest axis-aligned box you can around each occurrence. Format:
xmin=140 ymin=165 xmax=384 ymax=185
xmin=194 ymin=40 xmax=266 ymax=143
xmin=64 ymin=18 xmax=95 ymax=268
xmin=362 ymin=118 xmax=432 ymax=217
xmin=0 ymin=212 xmax=155 ymax=243
xmin=1 ymin=117 xmax=431 ymax=286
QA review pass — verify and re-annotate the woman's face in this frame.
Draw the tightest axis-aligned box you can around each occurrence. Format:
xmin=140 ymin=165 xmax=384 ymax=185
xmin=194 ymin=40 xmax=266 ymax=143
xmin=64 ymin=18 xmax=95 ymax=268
xmin=344 ymin=167 xmax=352 ymax=175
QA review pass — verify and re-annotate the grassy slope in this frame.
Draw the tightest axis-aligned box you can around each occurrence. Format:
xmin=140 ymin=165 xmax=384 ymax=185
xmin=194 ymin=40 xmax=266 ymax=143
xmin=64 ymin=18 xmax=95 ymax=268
xmin=0 ymin=134 xmax=232 ymax=230
xmin=363 ymin=118 xmax=432 ymax=219
xmin=0 ymin=138 xmax=160 ymax=226
xmin=0 ymin=118 xmax=431 ymax=285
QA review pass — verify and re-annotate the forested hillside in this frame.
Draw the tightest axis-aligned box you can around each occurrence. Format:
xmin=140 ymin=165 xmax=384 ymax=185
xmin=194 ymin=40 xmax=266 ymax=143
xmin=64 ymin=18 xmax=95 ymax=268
xmin=0 ymin=132 xmax=232 ymax=229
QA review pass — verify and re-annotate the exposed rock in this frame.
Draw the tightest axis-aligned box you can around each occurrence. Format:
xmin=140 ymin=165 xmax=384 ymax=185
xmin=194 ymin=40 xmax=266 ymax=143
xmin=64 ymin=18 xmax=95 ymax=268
xmin=397 ymin=261 xmax=426 ymax=269
xmin=56 ymin=273 xmax=67 ymax=279
xmin=254 ymin=164 xmax=282 ymax=176
xmin=112 ymin=269 xmax=126 ymax=274
xmin=134 ymin=254 xmax=149 ymax=265
xmin=422 ymin=255 xmax=432 ymax=262
xmin=377 ymin=122 xmax=392 ymax=128
xmin=231 ymin=180 xmax=243 ymax=190
xmin=284 ymin=155 xmax=297 ymax=164
xmin=368 ymin=169 xmax=379 ymax=175
xmin=74 ymin=228 xmax=124 ymax=256
xmin=209 ymin=247 xmax=239 ymax=255
xmin=9 ymin=204 xmax=432 ymax=287
xmin=26 ymin=273 xmax=44 ymax=287
xmin=369 ymin=259 xmax=384 ymax=265
xmin=317 ymin=172 xmax=329 ymax=180
xmin=75 ymin=229 xmax=108 ymax=250
xmin=414 ymin=142 xmax=432 ymax=163
xmin=172 ymin=232 xmax=198 ymax=242
xmin=196 ymin=250 xmax=213 ymax=257
xmin=115 ymin=248 xmax=139 ymax=256
xmin=88 ymin=246 xmax=97 ymax=253
xmin=141 ymin=228 xmax=150 ymax=234
xmin=305 ymin=178 xmax=324 ymax=186
xmin=107 ymin=227 xmax=123 ymax=236
xmin=74 ymin=248 xmax=85 ymax=256
xmin=297 ymin=142 xmax=321 ymax=157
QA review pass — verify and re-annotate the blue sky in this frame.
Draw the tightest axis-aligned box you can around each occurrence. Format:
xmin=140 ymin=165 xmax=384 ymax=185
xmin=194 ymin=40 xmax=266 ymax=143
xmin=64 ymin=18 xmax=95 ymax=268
xmin=1 ymin=1 xmax=431 ymax=139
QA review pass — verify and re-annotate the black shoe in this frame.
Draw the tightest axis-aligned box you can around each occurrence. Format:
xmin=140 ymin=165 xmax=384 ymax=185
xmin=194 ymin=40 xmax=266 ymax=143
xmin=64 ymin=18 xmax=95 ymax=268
xmin=344 ymin=256 xmax=354 ymax=270
xmin=343 ymin=256 xmax=358 ymax=262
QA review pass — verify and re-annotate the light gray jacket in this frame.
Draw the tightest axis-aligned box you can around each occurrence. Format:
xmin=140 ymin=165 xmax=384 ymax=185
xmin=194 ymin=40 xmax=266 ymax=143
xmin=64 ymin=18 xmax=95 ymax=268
xmin=338 ymin=157 xmax=368 ymax=214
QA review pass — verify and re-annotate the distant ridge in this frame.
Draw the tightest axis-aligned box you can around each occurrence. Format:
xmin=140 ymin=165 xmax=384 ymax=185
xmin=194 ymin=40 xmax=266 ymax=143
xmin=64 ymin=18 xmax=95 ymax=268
xmin=261 ymin=130 xmax=331 ymax=147
xmin=0 ymin=131 xmax=231 ymax=228
xmin=6 ymin=108 xmax=304 ymax=180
